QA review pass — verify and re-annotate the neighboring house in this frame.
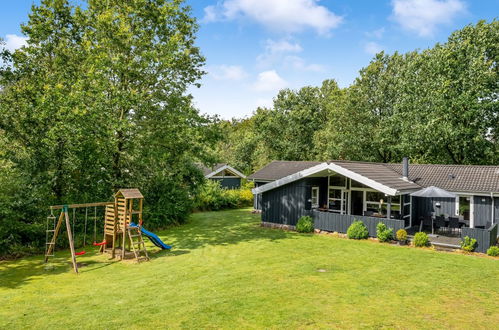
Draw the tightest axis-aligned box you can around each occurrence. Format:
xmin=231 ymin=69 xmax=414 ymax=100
xmin=251 ymin=159 xmax=499 ymax=251
xmin=198 ymin=163 xmax=246 ymax=189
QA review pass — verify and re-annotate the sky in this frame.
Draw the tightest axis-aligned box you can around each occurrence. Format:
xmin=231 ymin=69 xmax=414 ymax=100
xmin=1 ymin=1 xmax=498 ymax=119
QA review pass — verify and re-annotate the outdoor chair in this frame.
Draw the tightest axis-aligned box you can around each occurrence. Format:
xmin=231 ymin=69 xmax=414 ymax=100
xmin=363 ymin=210 xmax=373 ymax=216
xmin=448 ymin=217 xmax=460 ymax=235
xmin=435 ymin=216 xmax=446 ymax=234
xmin=422 ymin=215 xmax=433 ymax=232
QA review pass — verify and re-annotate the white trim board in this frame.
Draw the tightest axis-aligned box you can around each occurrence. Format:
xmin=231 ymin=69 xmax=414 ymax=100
xmin=252 ymin=162 xmax=399 ymax=196
xmin=205 ymin=165 xmax=246 ymax=179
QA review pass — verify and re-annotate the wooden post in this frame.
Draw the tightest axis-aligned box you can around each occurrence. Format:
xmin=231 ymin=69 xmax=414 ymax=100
xmin=63 ymin=207 xmax=79 ymax=274
xmin=139 ymin=198 xmax=143 ymax=226
xmin=44 ymin=211 xmax=65 ymax=263
xmin=387 ymin=196 xmax=392 ymax=219
xmin=121 ymin=199 xmax=127 ymax=260
xmin=112 ymin=201 xmax=118 ymax=259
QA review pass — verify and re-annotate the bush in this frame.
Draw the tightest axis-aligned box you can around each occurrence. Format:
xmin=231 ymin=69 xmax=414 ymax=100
xmin=461 ymin=236 xmax=477 ymax=252
xmin=194 ymin=180 xmax=254 ymax=211
xmin=347 ymin=220 xmax=369 ymax=239
xmin=396 ymin=229 xmax=408 ymax=242
xmin=486 ymin=246 xmax=499 ymax=257
xmin=296 ymin=216 xmax=314 ymax=233
xmin=376 ymin=222 xmax=393 ymax=242
xmin=413 ymin=232 xmax=429 ymax=247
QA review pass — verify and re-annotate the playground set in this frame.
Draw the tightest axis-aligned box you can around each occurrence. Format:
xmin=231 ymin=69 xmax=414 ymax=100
xmin=45 ymin=188 xmax=171 ymax=273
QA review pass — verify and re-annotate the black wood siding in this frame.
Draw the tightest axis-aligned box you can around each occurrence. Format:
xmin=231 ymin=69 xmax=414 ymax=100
xmin=211 ymin=177 xmax=241 ymax=189
xmin=413 ymin=197 xmax=456 ymax=221
xmin=473 ymin=196 xmax=492 ymax=227
xmin=262 ymin=178 xmax=314 ymax=225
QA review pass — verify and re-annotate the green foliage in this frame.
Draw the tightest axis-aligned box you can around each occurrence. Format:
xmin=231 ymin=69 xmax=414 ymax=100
xmin=461 ymin=236 xmax=478 ymax=252
xmin=296 ymin=216 xmax=314 ymax=233
xmin=376 ymin=222 xmax=393 ymax=242
xmin=413 ymin=232 xmax=430 ymax=247
xmin=194 ymin=180 xmax=253 ymax=211
xmin=347 ymin=220 xmax=369 ymax=240
xmin=396 ymin=229 xmax=408 ymax=242
xmin=0 ymin=0 xmax=218 ymax=257
xmin=215 ymin=20 xmax=499 ymax=170
xmin=486 ymin=246 xmax=499 ymax=257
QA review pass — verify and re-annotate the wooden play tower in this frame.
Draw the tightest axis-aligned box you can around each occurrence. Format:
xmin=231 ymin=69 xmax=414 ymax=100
xmin=102 ymin=188 xmax=149 ymax=261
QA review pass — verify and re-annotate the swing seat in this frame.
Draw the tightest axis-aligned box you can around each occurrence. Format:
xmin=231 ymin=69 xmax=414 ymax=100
xmin=93 ymin=240 xmax=107 ymax=246
xmin=75 ymin=251 xmax=86 ymax=256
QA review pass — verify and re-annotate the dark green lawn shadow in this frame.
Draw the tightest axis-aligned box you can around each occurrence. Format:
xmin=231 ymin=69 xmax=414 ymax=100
xmin=0 ymin=247 xmax=117 ymax=289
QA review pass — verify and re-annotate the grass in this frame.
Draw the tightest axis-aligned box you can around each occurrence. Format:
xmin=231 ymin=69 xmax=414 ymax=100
xmin=1 ymin=208 xmax=498 ymax=329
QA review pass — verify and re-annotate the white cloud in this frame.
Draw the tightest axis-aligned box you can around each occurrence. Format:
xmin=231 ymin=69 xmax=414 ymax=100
xmin=2 ymin=34 xmax=28 ymax=52
xmin=364 ymin=41 xmax=383 ymax=55
xmin=253 ymin=70 xmax=287 ymax=92
xmin=209 ymin=65 xmax=248 ymax=81
xmin=203 ymin=0 xmax=343 ymax=35
xmin=365 ymin=27 xmax=385 ymax=39
xmin=391 ymin=0 xmax=466 ymax=37
xmin=283 ymin=55 xmax=324 ymax=72
xmin=257 ymin=38 xmax=302 ymax=67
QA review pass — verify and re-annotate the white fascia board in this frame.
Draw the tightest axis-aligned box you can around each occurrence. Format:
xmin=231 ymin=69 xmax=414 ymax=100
xmin=205 ymin=165 xmax=246 ymax=179
xmin=252 ymin=162 xmax=398 ymax=196
xmin=252 ymin=163 xmax=330 ymax=195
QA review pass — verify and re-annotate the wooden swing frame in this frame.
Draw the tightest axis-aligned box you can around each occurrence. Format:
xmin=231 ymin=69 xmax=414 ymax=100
xmin=45 ymin=202 xmax=113 ymax=274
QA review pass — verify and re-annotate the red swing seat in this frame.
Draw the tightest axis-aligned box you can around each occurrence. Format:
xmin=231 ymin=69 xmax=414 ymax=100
xmin=93 ymin=240 xmax=107 ymax=246
xmin=75 ymin=251 xmax=86 ymax=256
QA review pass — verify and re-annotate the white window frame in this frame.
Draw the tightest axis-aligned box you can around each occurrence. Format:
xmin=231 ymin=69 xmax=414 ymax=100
xmin=455 ymin=194 xmax=474 ymax=227
xmin=311 ymin=186 xmax=320 ymax=209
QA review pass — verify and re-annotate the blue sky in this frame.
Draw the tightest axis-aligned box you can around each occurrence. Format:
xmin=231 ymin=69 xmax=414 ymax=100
xmin=1 ymin=1 xmax=498 ymax=119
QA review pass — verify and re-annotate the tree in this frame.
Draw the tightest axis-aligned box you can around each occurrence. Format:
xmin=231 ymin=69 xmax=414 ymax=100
xmin=0 ymin=0 xmax=216 ymax=256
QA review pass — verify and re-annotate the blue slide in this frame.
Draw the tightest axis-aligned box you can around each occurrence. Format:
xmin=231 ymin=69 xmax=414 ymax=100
xmin=130 ymin=222 xmax=172 ymax=250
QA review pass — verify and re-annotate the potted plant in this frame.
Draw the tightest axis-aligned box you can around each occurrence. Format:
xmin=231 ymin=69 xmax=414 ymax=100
xmin=396 ymin=229 xmax=408 ymax=245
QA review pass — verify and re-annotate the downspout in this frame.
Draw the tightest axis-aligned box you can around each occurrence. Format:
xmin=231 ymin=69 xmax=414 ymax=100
xmin=491 ymin=192 xmax=495 ymax=226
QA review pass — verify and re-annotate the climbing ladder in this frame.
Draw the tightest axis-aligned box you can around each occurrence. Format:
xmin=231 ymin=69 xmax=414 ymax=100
xmin=45 ymin=211 xmax=58 ymax=258
xmin=127 ymin=226 xmax=149 ymax=262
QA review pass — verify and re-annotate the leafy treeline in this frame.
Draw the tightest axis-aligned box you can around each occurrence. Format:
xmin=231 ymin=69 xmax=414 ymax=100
xmin=0 ymin=0 xmax=219 ymax=256
xmin=217 ymin=20 xmax=498 ymax=174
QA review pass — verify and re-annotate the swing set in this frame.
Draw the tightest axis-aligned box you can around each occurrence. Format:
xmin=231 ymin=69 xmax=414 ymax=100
xmin=45 ymin=189 xmax=150 ymax=273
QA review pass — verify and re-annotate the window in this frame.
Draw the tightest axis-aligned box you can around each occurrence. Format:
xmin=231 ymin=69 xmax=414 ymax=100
xmin=456 ymin=196 xmax=470 ymax=220
xmin=329 ymin=175 xmax=346 ymax=187
xmin=365 ymin=192 xmax=400 ymax=217
xmin=328 ymin=188 xmax=346 ymax=213
xmin=311 ymin=187 xmax=319 ymax=208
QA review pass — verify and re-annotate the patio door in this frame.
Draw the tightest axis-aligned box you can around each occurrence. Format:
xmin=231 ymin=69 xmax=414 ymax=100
xmin=342 ymin=190 xmax=349 ymax=215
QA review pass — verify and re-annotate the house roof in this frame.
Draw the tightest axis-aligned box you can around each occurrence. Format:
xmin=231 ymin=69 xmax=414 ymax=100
xmin=116 ymin=188 xmax=143 ymax=199
xmin=385 ymin=163 xmax=499 ymax=194
xmin=197 ymin=163 xmax=246 ymax=179
xmin=251 ymin=160 xmax=499 ymax=196
xmin=247 ymin=161 xmax=321 ymax=181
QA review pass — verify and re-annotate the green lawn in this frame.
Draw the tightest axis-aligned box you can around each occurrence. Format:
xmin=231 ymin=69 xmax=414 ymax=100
xmin=1 ymin=209 xmax=498 ymax=329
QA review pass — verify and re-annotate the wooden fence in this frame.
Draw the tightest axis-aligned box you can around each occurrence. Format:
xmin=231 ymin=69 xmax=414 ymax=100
xmin=461 ymin=224 xmax=498 ymax=253
xmin=312 ymin=211 xmax=405 ymax=237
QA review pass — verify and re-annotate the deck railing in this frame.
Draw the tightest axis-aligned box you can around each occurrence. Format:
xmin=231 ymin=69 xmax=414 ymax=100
xmin=461 ymin=223 xmax=498 ymax=253
xmin=312 ymin=210 xmax=405 ymax=237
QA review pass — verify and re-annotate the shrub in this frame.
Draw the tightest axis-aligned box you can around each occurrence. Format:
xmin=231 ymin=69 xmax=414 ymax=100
xmin=296 ymin=216 xmax=314 ymax=233
xmin=194 ymin=180 xmax=253 ymax=211
xmin=486 ymin=246 xmax=499 ymax=257
xmin=461 ymin=236 xmax=477 ymax=252
xmin=376 ymin=222 xmax=393 ymax=242
xmin=396 ymin=229 xmax=407 ymax=242
xmin=347 ymin=220 xmax=369 ymax=239
xmin=413 ymin=232 xmax=429 ymax=247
